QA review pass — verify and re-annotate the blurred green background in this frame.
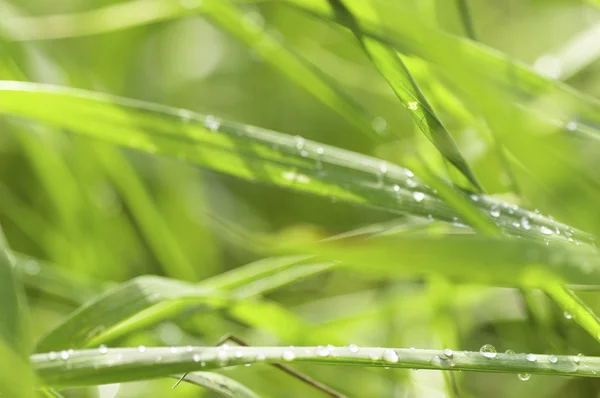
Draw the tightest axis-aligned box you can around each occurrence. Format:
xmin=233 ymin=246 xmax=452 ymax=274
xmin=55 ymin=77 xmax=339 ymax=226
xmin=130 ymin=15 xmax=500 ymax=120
xmin=3 ymin=0 xmax=600 ymax=396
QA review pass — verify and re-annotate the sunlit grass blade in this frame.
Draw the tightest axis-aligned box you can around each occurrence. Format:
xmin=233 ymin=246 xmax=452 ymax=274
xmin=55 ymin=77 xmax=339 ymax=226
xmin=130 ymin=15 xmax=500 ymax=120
xmin=203 ymin=0 xmax=382 ymax=142
xmin=280 ymin=234 xmax=600 ymax=286
xmin=35 ymin=276 xmax=229 ymax=352
xmin=35 ymin=256 xmax=335 ymax=351
xmin=331 ymin=0 xmax=482 ymax=192
xmin=0 ymin=81 xmax=590 ymax=245
xmin=32 ymin=345 xmax=600 ymax=388
xmin=171 ymin=372 xmax=261 ymax=398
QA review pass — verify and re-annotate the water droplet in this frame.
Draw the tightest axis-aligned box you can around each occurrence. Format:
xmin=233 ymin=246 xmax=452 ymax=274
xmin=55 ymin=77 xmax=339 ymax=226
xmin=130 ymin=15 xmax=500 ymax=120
xmin=548 ymin=355 xmax=558 ymax=364
xmin=382 ymin=349 xmax=399 ymax=363
xmin=48 ymin=352 xmax=57 ymax=360
xmin=235 ymin=351 xmax=243 ymax=358
xmin=526 ymin=353 xmax=537 ymax=362
xmin=327 ymin=344 xmax=336 ymax=352
xmin=282 ymin=349 xmax=295 ymax=361
xmin=521 ymin=217 xmax=531 ymax=230
xmin=155 ymin=356 xmax=162 ymax=363
xmin=379 ymin=163 xmax=388 ymax=175
xmin=193 ymin=354 xmax=201 ymax=362
xmin=348 ymin=344 xmax=360 ymax=353
xmin=443 ymin=348 xmax=453 ymax=359
xmin=60 ymin=351 xmax=70 ymax=360
xmin=490 ymin=208 xmax=500 ymax=218
xmin=505 ymin=349 xmax=515 ymax=355
xmin=404 ymin=169 xmax=414 ymax=178
xmin=369 ymin=352 xmax=381 ymax=361
xmin=512 ymin=222 xmax=521 ymax=228
xmin=540 ymin=226 xmax=553 ymax=235
xmin=407 ymin=102 xmax=419 ymax=111
xmin=566 ymin=121 xmax=578 ymax=131
xmin=316 ymin=346 xmax=330 ymax=357
xmin=204 ymin=115 xmax=220 ymax=132
xmin=480 ymin=344 xmax=497 ymax=359
xmin=372 ymin=116 xmax=387 ymax=133
xmin=406 ymin=178 xmax=417 ymax=188
xmin=179 ymin=109 xmax=192 ymax=122
xmin=469 ymin=194 xmax=479 ymax=201
xmin=564 ymin=311 xmax=573 ymax=320
xmin=393 ymin=185 xmax=400 ymax=194
xmin=170 ymin=347 xmax=178 ymax=353
xmin=413 ymin=192 xmax=425 ymax=202
xmin=257 ymin=353 xmax=266 ymax=361
xmin=573 ymin=354 xmax=581 ymax=364
xmin=138 ymin=345 xmax=146 ymax=353
xmin=201 ymin=361 xmax=206 ymax=367
xmin=410 ymin=347 xmax=415 ymax=351
xmin=518 ymin=373 xmax=531 ymax=381
xmin=245 ymin=363 xmax=251 ymax=367
xmin=99 ymin=345 xmax=108 ymax=354
xmin=295 ymin=136 xmax=305 ymax=150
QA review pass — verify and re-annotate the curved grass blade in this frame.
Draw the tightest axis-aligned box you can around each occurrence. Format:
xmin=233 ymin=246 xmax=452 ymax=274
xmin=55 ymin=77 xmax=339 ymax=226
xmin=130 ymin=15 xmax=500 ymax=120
xmin=0 ymin=224 xmax=35 ymax=398
xmin=39 ymin=388 xmax=66 ymax=398
xmin=35 ymin=256 xmax=335 ymax=351
xmin=280 ymin=234 xmax=600 ymax=287
xmin=0 ymin=81 xmax=590 ymax=245
xmin=171 ymin=372 xmax=261 ymax=398
xmin=203 ymin=0 xmax=382 ymax=142
xmin=331 ymin=0 xmax=483 ymax=192
xmin=31 ymin=345 xmax=600 ymax=388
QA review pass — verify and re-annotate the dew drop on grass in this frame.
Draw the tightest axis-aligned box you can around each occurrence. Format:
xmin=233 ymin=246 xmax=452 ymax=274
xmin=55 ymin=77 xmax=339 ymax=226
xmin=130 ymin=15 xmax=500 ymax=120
xmin=327 ymin=344 xmax=336 ymax=352
xmin=348 ymin=344 xmax=360 ymax=353
xmin=526 ymin=353 xmax=537 ymax=362
xmin=382 ymin=349 xmax=399 ymax=363
xmin=369 ymin=352 xmax=381 ymax=361
xmin=179 ymin=109 xmax=192 ymax=122
xmin=99 ymin=345 xmax=108 ymax=354
xmin=564 ymin=312 xmax=573 ymax=320
xmin=566 ymin=121 xmax=578 ymax=131
xmin=371 ymin=116 xmax=387 ymax=133
xmin=316 ymin=346 xmax=330 ymax=357
xmin=540 ymin=226 xmax=553 ymax=235
xmin=404 ymin=169 xmax=414 ymax=178
xmin=469 ymin=194 xmax=479 ymax=201
xmin=138 ymin=345 xmax=146 ymax=353
xmin=235 ymin=351 xmax=243 ymax=358
xmin=257 ymin=353 xmax=266 ymax=361
xmin=548 ymin=355 xmax=558 ymax=364
xmin=413 ymin=192 xmax=425 ymax=202
xmin=295 ymin=136 xmax=305 ymax=151
xmin=521 ymin=217 xmax=531 ymax=230
xmin=518 ymin=373 xmax=531 ymax=381
xmin=505 ymin=349 xmax=515 ymax=355
xmin=193 ymin=354 xmax=201 ymax=362
xmin=573 ymin=354 xmax=581 ymax=364
xmin=406 ymin=179 xmax=417 ymax=188
xmin=443 ymin=348 xmax=453 ymax=359
xmin=185 ymin=345 xmax=193 ymax=352
xmin=407 ymin=102 xmax=418 ymax=111
xmin=48 ymin=352 xmax=57 ymax=360
xmin=316 ymin=147 xmax=324 ymax=172
xmin=490 ymin=208 xmax=500 ymax=218
xmin=393 ymin=185 xmax=400 ymax=195
xmin=282 ymin=349 xmax=295 ymax=361
xmin=204 ymin=115 xmax=220 ymax=132
xmin=170 ymin=347 xmax=178 ymax=354
xmin=60 ymin=351 xmax=70 ymax=360
xmin=480 ymin=344 xmax=497 ymax=359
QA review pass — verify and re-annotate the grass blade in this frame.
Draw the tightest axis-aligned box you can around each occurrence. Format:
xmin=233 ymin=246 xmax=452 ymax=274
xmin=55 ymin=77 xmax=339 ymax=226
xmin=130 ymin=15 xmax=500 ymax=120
xmin=0 ymin=224 xmax=35 ymax=397
xmin=0 ymin=81 xmax=589 ymax=244
xmin=172 ymin=372 xmax=261 ymax=398
xmin=330 ymin=0 xmax=483 ymax=192
xmin=31 ymin=345 xmax=600 ymax=388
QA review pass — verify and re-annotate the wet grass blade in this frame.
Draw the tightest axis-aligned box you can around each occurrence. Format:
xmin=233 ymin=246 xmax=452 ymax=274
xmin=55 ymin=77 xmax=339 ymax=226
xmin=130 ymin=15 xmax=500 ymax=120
xmin=0 ymin=81 xmax=590 ymax=245
xmin=330 ymin=0 xmax=482 ymax=192
xmin=31 ymin=345 xmax=600 ymax=388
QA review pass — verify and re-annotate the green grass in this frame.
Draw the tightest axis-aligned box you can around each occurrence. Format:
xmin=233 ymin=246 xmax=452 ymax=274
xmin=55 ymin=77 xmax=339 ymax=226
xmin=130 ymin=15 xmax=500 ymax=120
xmin=2 ymin=0 xmax=600 ymax=397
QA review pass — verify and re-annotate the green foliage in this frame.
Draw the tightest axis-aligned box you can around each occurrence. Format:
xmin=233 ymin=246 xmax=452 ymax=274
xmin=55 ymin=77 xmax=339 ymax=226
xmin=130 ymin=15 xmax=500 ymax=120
xmin=1 ymin=0 xmax=600 ymax=397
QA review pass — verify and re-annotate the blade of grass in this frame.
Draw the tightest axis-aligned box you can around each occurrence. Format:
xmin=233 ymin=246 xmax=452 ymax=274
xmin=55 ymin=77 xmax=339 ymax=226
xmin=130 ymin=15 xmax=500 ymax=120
xmin=35 ymin=256 xmax=335 ymax=351
xmin=31 ymin=345 xmax=600 ymax=388
xmin=171 ymin=372 xmax=261 ymax=398
xmin=0 ymin=81 xmax=589 ymax=245
xmin=330 ymin=0 xmax=483 ymax=192
xmin=0 ymin=223 xmax=35 ymax=398
xmin=278 ymin=234 xmax=600 ymax=287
